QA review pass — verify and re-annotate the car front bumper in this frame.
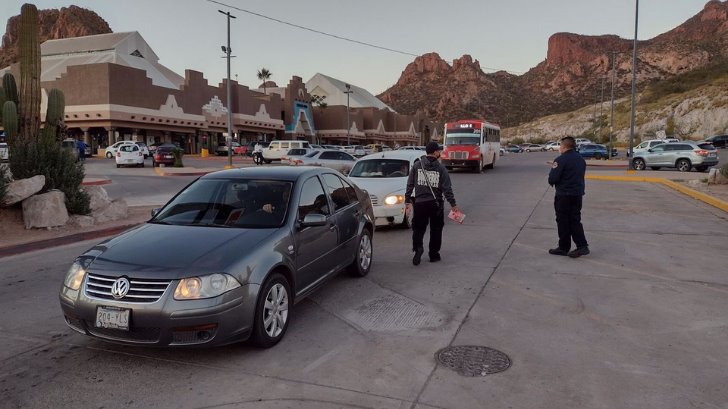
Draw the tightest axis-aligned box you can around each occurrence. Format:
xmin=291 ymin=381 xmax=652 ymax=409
xmin=60 ymin=282 xmax=260 ymax=347
xmin=373 ymin=205 xmax=405 ymax=226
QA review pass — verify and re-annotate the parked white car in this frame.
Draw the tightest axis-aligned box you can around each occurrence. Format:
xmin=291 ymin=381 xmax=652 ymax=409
xmin=348 ymin=150 xmax=423 ymax=228
xmin=105 ymin=141 xmax=136 ymax=158
xmin=630 ymin=139 xmax=668 ymax=157
xmin=262 ymin=140 xmax=310 ymax=163
xmin=289 ymin=149 xmax=357 ymax=174
xmin=545 ymin=142 xmax=560 ymax=151
xmin=115 ymin=143 xmax=145 ymax=168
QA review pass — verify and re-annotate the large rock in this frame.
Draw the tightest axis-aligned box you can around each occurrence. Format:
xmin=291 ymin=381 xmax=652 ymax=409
xmin=69 ymin=215 xmax=95 ymax=228
xmin=708 ymin=167 xmax=728 ymax=185
xmin=83 ymin=185 xmax=112 ymax=211
xmin=3 ymin=175 xmax=45 ymax=206
xmin=93 ymin=198 xmax=128 ymax=224
xmin=22 ymin=190 xmax=69 ymax=229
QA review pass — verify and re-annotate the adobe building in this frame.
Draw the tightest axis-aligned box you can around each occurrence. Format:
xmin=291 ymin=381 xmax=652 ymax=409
xmin=1 ymin=31 xmax=434 ymax=152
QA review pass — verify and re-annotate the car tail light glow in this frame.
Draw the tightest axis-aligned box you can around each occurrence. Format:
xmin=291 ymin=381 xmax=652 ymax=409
xmin=695 ymin=149 xmax=709 ymax=156
xmin=116 ymin=152 xmax=121 ymax=157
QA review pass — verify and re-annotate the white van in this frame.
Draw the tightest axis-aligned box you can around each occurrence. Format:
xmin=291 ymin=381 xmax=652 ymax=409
xmin=262 ymin=140 xmax=311 ymax=163
xmin=631 ymin=139 xmax=667 ymax=157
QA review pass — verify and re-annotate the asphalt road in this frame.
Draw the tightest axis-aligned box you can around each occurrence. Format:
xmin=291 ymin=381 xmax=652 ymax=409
xmin=2 ymin=152 xmax=727 ymax=409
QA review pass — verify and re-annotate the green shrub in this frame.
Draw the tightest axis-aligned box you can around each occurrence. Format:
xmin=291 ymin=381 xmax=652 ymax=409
xmin=9 ymin=138 xmax=90 ymax=214
xmin=172 ymin=147 xmax=184 ymax=167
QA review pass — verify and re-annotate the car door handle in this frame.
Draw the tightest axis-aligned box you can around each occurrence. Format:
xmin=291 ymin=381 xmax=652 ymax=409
xmin=328 ymin=222 xmax=336 ymax=231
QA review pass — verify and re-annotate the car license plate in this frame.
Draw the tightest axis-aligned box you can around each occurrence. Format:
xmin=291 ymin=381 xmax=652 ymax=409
xmin=709 ymin=153 xmax=717 ymax=157
xmin=96 ymin=306 xmax=130 ymax=330
xmin=164 ymin=155 xmax=173 ymax=159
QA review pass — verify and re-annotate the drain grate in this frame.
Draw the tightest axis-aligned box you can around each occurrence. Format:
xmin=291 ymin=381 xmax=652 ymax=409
xmin=435 ymin=345 xmax=511 ymax=377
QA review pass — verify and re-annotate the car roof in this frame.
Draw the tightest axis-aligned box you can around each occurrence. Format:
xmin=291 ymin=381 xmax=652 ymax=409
xmin=201 ymin=166 xmax=326 ymax=182
xmin=358 ymin=150 xmax=424 ymax=161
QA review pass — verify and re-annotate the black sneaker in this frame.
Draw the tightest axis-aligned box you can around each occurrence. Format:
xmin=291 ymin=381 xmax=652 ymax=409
xmin=568 ymin=247 xmax=590 ymax=258
xmin=429 ymin=254 xmax=441 ymax=262
xmin=549 ymin=248 xmax=569 ymax=256
xmin=413 ymin=248 xmax=424 ymax=265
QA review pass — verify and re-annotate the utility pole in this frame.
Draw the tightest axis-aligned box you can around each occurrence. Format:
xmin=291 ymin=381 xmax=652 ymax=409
xmin=598 ymin=74 xmax=605 ymax=142
xmin=219 ymin=9 xmax=236 ymax=169
xmin=628 ymin=0 xmax=639 ymax=169
xmin=344 ymin=84 xmax=353 ymax=146
xmin=609 ymin=51 xmax=617 ymax=160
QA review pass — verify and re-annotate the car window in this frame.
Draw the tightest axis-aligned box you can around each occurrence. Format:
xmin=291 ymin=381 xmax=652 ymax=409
xmin=281 ymin=142 xmax=290 ymax=150
xmin=339 ymin=152 xmax=356 ymax=161
xmin=305 ymin=151 xmax=320 ymax=158
xmin=319 ymin=151 xmax=338 ymax=160
xmin=698 ymin=143 xmax=716 ymax=150
xmin=651 ymin=145 xmax=666 ymax=152
xmin=666 ymin=144 xmax=689 ymax=151
xmin=339 ymin=177 xmax=358 ymax=204
xmin=322 ymin=174 xmax=353 ymax=211
xmin=297 ymin=176 xmax=330 ymax=219
xmin=350 ymin=159 xmax=410 ymax=178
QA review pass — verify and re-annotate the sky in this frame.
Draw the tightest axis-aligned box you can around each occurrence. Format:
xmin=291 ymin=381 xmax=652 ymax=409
xmin=0 ymin=0 xmax=714 ymax=94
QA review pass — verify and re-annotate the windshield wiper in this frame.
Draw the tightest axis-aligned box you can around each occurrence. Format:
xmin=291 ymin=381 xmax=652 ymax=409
xmin=188 ymin=222 xmax=231 ymax=228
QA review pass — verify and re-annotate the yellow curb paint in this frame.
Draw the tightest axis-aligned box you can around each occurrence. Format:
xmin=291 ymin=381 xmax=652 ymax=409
xmin=586 ymin=174 xmax=728 ymax=213
xmin=223 ymin=165 xmax=235 ymax=169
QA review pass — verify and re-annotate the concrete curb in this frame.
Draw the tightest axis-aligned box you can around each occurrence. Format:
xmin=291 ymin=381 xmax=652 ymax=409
xmin=81 ymin=178 xmax=112 ymax=186
xmin=153 ymin=167 xmax=215 ymax=177
xmin=586 ymin=174 xmax=728 ymax=213
xmin=0 ymin=223 xmax=141 ymax=258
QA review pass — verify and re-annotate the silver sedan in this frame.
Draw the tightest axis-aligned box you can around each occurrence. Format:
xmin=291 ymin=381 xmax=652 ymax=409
xmin=59 ymin=166 xmax=374 ymax=348
xmin=288 ymin=149 xmax=357 ymax=174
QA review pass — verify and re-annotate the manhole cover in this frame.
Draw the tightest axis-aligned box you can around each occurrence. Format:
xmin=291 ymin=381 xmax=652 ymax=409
xmin=435 ymin=345 xmax=511 ymax=376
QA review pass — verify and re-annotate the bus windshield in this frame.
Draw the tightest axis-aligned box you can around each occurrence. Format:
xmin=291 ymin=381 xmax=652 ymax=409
xmin=445 ymin=134 xmax=480 ymax=146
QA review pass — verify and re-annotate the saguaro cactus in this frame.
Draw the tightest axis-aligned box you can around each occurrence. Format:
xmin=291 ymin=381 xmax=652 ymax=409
xmin=41 ymin=88 xmax=66 ymax=141
xmin=3 ymin=73 xmax=18 ymax=104
xmin=2 ymin=101 xmax=18 ymax=142
xmin=18 ymin=3 xmax=41 ymax=140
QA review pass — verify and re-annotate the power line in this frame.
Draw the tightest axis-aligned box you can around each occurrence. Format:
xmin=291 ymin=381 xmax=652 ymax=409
xmin=207 ymin=0 xmax=523 ymax=75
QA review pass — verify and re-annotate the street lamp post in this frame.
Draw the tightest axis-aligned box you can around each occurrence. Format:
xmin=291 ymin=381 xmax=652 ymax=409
xmin=219 ymin=9 xmax=236 ymax=169
xmin=344 ymin=84 xmax=353 ymax=146
xmin=628 ymin=0 xmax=639 ymax=169
xmin=609 ymin=51 xmax=617 ymax=160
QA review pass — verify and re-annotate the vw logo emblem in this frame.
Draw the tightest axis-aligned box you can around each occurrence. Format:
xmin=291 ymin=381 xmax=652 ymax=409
xmin=110 ymin=277 xmax=130 ymax=299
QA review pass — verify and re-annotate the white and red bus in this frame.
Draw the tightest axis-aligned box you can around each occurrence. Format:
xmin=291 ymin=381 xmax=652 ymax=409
xmin=441 ymin=119 xmax=501 ymax=173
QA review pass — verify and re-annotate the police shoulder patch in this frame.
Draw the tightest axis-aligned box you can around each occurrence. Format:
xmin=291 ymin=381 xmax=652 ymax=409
xmin=552 ymin=161 xmax=559 ymax=169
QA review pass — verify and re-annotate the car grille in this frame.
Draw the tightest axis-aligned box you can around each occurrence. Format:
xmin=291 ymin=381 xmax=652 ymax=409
xmin=449 ymin=151 xmax=468 ymax=160
xmin=85 ymin=273 xmax=171 ymax=303
xmin=369 ymin=194 xmax=379 ymax=206
xmin=88 ymin=326 xmax=161 ymax=343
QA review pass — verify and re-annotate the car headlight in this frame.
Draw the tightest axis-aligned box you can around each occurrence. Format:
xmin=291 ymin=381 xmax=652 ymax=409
xmin=63 ymin=261 xmax=86 ymax=290
xmin=384 ymin=195 xmax=405 ymax=205
xmin=174 ymin=273 xmax=241 ymax=300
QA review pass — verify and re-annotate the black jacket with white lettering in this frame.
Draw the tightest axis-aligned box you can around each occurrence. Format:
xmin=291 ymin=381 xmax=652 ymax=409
xmin=404 ymin=156 xmax=456 ymax=206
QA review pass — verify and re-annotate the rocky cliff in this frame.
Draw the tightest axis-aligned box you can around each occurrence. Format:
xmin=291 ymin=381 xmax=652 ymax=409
xmin=379 ymin=0 xmax=728 ymax=127
xmin=0 ymin=5 xmax=112 ymax=69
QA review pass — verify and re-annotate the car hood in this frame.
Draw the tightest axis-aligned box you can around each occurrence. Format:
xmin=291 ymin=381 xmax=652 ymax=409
xmin=349 ymin=177 xmax=406 ymax=197
xmin=83 ymin=223 xmax=277 ymax=279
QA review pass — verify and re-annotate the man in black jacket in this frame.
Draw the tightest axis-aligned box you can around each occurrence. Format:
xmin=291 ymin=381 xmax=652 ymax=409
xmin=548 ymin=136 xmax=590 ymax=258
xmin=405 ymin=141 xmax=459 ymax=265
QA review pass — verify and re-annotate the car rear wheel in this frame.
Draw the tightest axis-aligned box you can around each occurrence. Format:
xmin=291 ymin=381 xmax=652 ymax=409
xmin=594 ymin=153 xmax=602 ymax=160
xmin=106 ymin=152 xmax=113 ymax=159
xmin=250 ymin=273 xmax=290 ymax=348
xmin=116 ymin=164 xmax=120 ymax=168
xmin=695 ymin=166 xmax=708 ymax=172
xmin=633 ymin=158 xmax=646 ymax=170
xmin=347 ymin=229 xmax=373 ymax=277
xmin=676 ymin=159 xmax=691 ymax=172
xmin=140 ymin=162 xmax=145 ymax=168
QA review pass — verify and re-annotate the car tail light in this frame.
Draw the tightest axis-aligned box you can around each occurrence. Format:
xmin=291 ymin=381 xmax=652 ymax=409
xmin=116 ymin=152 xmax=121 ymax=157
xmin=154 ymin=154 xmax=160 ymax=160
xmin=138 ymin=152 xmax=143 ymax=157
xmin=695 ymin=149 xmax=709 ymax=156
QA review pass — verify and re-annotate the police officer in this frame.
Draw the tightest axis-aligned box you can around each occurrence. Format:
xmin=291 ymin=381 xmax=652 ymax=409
xmin=548 ymin=136 xmax=590 ymax=258
xmin=405 ymin=141 xmax=459 ymax=265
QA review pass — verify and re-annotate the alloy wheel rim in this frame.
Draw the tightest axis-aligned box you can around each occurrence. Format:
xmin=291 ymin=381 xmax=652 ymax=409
xmin=359 ymin=234 xmax=372 ymax=271
xmin=263 ymin=283 xmax=288 ymax=338
xmin=678 ymin=161 xmax=688 ymax=171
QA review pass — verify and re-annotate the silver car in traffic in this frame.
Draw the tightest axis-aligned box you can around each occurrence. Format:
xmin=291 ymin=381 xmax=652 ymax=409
xmin=60 ymin=166 xmax=374 ymax=348
xmin=632 ymin=141 xmax=719 ymax=172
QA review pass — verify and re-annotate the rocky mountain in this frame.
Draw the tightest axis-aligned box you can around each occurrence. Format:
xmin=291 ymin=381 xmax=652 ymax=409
xmin=0 ymin=5 xmax=112 ymax=69
xmin=379 ymin=0 xmax=728 ymax=128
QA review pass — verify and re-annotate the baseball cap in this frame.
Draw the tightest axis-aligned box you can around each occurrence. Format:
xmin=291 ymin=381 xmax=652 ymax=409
xmin=425 ymin=141 xmax=443 ymax=154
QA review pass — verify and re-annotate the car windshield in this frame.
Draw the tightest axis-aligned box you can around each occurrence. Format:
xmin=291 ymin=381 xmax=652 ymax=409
xmin=445 ymin=134 xmax=479 ymax=145
xmin=698 ymin=143 xmax=716 ymax=150
xmin=349 ymin=159 xmax=410 ymax=178
xmin=152 ymin=179 xmax=292 ymax=228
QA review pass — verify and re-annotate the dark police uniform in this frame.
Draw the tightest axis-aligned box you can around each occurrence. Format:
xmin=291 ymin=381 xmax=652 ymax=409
xmin=548 ymin=148 xmax=589 ymax=254
xmin=405 ymin=154 xmax=456 ymax=263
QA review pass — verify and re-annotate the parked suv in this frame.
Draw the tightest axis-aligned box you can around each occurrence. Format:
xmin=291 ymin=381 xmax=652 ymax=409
xmin=632 ymin=141 xmax=719 ymax=172
xmin=704 ymin=134 xmax=728 ymax=149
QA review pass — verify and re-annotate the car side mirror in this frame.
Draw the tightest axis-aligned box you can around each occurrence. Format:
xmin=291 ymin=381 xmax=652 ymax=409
xmin=300 ymin=213 xmax=327 ymax=228
xmin=151 ymin=208 xmax=161 ymax=218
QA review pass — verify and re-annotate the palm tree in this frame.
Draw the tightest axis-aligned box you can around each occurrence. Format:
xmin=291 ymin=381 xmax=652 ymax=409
xmin=257 ymin=68 xmax=272 ymax=95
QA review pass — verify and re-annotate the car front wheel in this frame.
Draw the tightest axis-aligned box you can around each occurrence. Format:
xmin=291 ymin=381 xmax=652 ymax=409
xmin=347 ymin=229 xmax=373 ymax=277
xmin=106 ymin=152 xmax=113 ymax=158
xmin=251 ymin=273 xmax=291 ymax=348
xmin=633 ymin=158 xmax=646 ymax=170
xmin=676 ymin=159 xmax=691 ymax=172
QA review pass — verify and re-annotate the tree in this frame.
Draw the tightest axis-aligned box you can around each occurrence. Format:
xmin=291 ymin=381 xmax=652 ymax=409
xmin=257 ymin=68 xmax=272 ymax=95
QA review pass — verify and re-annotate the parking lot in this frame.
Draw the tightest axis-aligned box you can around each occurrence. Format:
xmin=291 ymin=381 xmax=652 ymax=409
xmin=1 ymin=151 xmax=727 ymax=409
